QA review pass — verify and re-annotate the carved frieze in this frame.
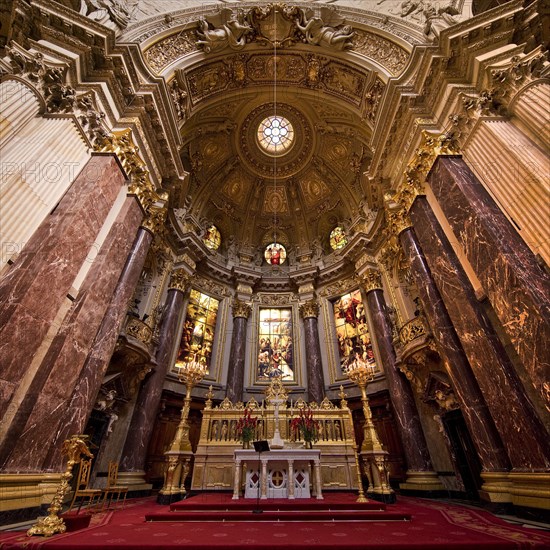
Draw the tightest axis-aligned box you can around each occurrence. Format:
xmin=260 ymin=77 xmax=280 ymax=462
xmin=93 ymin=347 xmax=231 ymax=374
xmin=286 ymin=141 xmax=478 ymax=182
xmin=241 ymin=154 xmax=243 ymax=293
xmin=353 ymin=29 xmax=409 ymax=76
xmin=144 ymin=30 xmax=197 ymax=74
xmin=318 ymin=276 xmax=357 ymax=298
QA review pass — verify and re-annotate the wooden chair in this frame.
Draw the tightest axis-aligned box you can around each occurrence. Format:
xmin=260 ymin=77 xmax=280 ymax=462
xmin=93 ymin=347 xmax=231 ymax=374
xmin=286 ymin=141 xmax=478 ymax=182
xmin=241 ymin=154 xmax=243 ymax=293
xmin=67 ymin=458 xmax=102 ymax=513
xmin=101 ymin=461 xmax=128 ymax=510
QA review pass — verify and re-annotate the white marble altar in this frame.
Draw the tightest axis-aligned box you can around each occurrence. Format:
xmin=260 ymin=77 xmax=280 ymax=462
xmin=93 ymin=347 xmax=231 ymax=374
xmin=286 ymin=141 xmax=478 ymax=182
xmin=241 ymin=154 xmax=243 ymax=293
xmin=232 ymin=448 xmax=323 ymax=500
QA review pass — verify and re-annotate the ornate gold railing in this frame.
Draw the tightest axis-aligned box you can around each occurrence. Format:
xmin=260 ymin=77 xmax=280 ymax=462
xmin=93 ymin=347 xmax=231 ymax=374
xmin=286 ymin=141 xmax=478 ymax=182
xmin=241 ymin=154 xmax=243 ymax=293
xmin=399 ymin=316 xmax=427 ymax=346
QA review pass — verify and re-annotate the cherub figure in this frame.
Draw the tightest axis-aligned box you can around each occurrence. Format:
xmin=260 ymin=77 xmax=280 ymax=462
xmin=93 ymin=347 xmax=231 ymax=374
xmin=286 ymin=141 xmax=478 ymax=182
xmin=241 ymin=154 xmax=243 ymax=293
xmin=196 ymin=9 xmax=252 ymax=53
xmin=296 ymin=7 xmax=354 ymax=51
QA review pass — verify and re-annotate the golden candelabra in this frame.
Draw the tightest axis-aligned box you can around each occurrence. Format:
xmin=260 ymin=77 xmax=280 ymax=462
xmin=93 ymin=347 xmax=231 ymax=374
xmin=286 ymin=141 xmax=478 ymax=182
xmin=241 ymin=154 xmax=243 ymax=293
xmin=345 ymin=357 xmax=383 ymax=453
xmin=158 ymin=357 xmax=207 ymax=503
xmin=346 ymin=356 xmax=394 ymax=501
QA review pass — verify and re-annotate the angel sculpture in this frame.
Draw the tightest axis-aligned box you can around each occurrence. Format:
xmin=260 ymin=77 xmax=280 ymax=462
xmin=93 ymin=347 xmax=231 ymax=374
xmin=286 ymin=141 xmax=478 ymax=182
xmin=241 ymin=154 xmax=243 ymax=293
xmin=296 ymin=7 xmax=354 ymax=51
xmin=196 ymin=8 xmax=252 ymax=53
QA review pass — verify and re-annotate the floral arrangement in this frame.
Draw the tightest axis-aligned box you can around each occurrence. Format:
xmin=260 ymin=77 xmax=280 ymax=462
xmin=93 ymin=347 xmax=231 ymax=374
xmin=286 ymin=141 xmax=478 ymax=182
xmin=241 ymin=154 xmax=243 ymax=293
xmin=290 ymin=407 xmax=320 ymax=443
xmin=236 ymin=408 xmax=258 ymax=443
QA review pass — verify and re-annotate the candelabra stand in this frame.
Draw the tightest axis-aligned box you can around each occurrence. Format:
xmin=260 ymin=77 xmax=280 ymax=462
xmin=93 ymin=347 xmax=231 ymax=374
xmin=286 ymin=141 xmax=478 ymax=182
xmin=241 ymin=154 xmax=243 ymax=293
xmin=157 ymin=358 xmax=207 ymax=504
xmin=346 ymin=357 xmax=395 ymax=503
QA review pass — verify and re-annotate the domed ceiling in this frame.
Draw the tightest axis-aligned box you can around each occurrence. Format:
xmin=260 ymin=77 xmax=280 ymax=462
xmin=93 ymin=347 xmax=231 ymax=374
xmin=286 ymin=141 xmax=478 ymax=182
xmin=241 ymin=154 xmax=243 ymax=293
xmin=180 ymin=83 xmax=372 ymax=257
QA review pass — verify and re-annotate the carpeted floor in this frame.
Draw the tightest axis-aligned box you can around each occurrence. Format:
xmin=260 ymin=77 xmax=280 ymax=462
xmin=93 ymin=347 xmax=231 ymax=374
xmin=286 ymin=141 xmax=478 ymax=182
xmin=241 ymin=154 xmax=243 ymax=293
xmin=1 ymin=494 xmax=549 ymax=549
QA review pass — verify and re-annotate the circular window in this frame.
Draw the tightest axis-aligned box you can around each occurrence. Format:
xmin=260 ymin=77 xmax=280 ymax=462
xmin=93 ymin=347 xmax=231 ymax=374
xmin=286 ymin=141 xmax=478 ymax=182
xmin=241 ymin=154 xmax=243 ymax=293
xmin=264 ymin=243 xmax=287 ymax=265
xmin=257 ymin=116 xmax=294 ymax=156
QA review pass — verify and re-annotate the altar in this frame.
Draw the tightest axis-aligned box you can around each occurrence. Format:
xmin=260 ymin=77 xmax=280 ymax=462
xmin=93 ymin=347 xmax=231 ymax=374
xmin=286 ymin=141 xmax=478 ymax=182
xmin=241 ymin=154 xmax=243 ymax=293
xmin=232 ymin=448 xmax=323 ymax=500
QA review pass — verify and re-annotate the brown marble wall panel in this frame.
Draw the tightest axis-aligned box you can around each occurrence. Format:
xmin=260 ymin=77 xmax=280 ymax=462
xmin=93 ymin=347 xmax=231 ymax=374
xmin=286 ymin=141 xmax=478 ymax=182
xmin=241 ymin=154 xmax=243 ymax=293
xmin=43 ymin=224 xmax=152 ymax=470
xmin=367 ymin=289 xmax=433 ymax=472
xmin=3 ymin=197 xmax=142 ymax=472
xmin=226 ymin=316 xmax=248 ymax=402
xmin=303 ymin=317 xmax=325 ymax=403
xmin=0 ymin=155 xmax=124 ymax=421
xmin=428 ymin=157 xmax=550 ymax=414
xmin=120 ymin=288 xmax=185 ymax=472
xmin=410 ymin=197 xmax=550 ymax=469
xmin=400 ymin=228 xmax=510 ymax=472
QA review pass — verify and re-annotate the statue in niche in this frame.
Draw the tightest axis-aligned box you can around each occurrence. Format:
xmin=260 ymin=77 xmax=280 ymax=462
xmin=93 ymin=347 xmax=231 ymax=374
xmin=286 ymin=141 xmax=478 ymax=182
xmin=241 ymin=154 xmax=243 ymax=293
xmin=296 ymin=7 xmax=354 ymax=51
xmin=196 ymin=9 xmax=252 ymax=53
xmin=226 ymin=235 xmax=238 ymax=261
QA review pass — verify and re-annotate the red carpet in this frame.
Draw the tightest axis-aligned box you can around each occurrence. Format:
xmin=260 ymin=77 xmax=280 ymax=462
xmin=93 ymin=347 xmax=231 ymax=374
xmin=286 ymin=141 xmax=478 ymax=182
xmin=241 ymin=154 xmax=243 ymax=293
xmin=1 ymin=494 xmax=549 ymax=549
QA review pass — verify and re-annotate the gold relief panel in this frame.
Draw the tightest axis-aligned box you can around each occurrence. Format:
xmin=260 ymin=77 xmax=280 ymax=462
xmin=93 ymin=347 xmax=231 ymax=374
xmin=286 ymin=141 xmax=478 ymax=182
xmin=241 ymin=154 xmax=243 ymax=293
xmin=262 ymin=186 xmax=289 ymax=215
xmin=187 ymin=62 xmax=231 ymax=102
xmin=199 ymin=135 xmax=226 ymax=161
xmin=299 ymin=169 xmax=331 ymax=207
xmin=247 ymin=54 xmax=306 ymax=83
xmin=221 ymin=169 xmax=253 ymax=204
xmin=322 ymin=62 xmax=366 ymax=106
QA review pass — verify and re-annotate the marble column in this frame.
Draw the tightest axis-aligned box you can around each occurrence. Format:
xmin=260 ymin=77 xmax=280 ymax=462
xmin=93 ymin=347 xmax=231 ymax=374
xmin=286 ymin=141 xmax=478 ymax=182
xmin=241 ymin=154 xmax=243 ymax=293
xmin=226 ymin=300 xmax=251 ymax=403
xmin=361 ymin=269 xmax=443 ymax=491
xmin=120 ymin=269 xmax=190 ymax=474
xmin=399 ymin=227 xmax=510 ymax=473
xmin=0 ymin=155 xmax=124 ymax=424
xmin=299 ymin=300 xmax=325 ymax=403
xmin=409 ymin=196 xmax=550 ymax=469
xmin=42 ymin=220 xmax=158 ymax=470
xmin=2 ymin=196 xmax=143 ymax=472
xmin=427 ymin=157 xmax=550 ymax=414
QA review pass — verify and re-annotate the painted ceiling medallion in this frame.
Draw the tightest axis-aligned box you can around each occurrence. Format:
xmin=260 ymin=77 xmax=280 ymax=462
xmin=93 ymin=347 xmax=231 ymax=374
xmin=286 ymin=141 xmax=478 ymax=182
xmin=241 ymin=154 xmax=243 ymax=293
xmin=240 ymin=103 xmax=312 ymax=178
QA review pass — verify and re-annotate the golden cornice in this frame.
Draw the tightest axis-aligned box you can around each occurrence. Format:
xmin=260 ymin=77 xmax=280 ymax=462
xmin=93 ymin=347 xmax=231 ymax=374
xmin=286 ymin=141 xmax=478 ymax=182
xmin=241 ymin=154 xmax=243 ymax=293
xmin=168 ymin=268 xmax=191 ymax=292
xmin=94 ymin=129 xmax=169 ymax=214
xmin=299 ymin=300 xmax=320 ymax=319
xmin=231 ymin=299 xmax=252 ymax=319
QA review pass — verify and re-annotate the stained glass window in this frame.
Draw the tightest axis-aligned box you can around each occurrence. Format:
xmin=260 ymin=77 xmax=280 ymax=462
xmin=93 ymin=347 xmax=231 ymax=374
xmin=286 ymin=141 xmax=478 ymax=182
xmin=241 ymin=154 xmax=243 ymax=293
xmin=332 ymin=290 xmax=377 ymax=373
xmin=257 ymin=116 xmax=294 ymax=155
xmin=330 ymin=226 xmax=348 ymax=250
xmin=264 ymin=242 xmax=287 ymax=265
xmin=176 ymin=290 xmax=219 ymax=370
xmin=203 ymin=225 xmax=221 ymax=250
xmin=257 ymin=308 xmax=294 ymax=381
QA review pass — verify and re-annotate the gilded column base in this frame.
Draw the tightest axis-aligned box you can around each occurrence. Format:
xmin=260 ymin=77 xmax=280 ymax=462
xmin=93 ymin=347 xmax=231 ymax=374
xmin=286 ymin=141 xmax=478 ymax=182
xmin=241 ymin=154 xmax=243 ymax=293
xmin=479 ymin=471 xmax=513 ymax=504
xmin=509 ymin=472 xmax=550 ymax=510
xmin=157 ymin=451 xmax=193 ymax=504
xmin=399 ymin=470 xmax=446 ymax=493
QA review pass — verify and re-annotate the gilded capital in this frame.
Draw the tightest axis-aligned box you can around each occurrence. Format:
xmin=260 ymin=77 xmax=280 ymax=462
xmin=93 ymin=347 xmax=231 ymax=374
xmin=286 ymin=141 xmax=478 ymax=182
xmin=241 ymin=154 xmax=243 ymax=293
xmin=360 ymin=268 xmax=383 ymax=293
xmin=141 ymin=205 xmax=167 ymax=234
xmin=168 ymin=269 xmax=191 ymax=292
xmin=232 ymin=299 xmax=251 ymax=319
xmin=299 ymin=300 xmax=319 ymax=319
xmin=94 ymin=129 xmax=169 ymax=213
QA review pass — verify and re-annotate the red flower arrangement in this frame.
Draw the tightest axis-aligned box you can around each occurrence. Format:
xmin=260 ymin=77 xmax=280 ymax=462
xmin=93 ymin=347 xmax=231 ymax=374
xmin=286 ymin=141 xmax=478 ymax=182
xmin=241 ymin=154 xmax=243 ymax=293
xmin=290 ymin=407 xmax=320 ymax=443
xmin=236 ymin=408 xmax=258 ymax=443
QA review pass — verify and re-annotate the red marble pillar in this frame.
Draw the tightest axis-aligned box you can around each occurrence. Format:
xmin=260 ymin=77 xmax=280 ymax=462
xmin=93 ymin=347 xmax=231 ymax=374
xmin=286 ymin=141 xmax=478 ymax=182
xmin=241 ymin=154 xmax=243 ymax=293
xmin=0 ymin=155 xmax=124 ymax=422
xmin=409 ymin=196 xmax=550 ymax=469
xmin=226 ymin=300 xmax=251 ymax=403
xmin=361 ymin=272 xmax=434 ymax=475
xmin=427 ymin=157 xmax=550 ymax=414
xmin=2 ymin=196 xmax=143 ymax=472
xmin=299 ymin=301 xmax=325 ymax=403
xmin=120 ymin=270 xmax=190 ymax=472
xmin=399 ymin=228 xmax=511 ymax=473
xmin=42 ymin=225 xmax=154 ymax=470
